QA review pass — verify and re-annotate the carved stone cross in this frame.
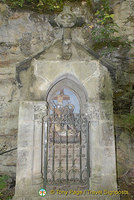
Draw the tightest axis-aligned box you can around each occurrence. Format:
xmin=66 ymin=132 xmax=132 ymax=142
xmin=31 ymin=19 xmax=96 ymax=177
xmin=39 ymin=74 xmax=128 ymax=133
xmin=49 ymin=6 xmax=85 ymax=60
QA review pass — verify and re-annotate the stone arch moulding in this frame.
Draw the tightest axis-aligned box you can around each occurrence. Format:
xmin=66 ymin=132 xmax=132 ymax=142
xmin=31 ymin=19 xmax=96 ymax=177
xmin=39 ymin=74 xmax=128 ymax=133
xmin=46 ymin=73 xmax=88 ymax=113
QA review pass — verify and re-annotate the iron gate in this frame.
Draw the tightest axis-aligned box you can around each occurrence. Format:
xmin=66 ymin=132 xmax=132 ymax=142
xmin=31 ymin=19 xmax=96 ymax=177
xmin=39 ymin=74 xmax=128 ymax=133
xmin=43 ymin=89 xmax=90 ymax=189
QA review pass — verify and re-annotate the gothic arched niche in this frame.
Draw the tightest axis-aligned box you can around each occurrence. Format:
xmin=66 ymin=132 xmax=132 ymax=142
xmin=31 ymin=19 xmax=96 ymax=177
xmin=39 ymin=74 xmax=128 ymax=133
xmin=44 ymin=74 xmax=90 ymax=189
xmin=46 ymin=74 xmax=88 ymax=113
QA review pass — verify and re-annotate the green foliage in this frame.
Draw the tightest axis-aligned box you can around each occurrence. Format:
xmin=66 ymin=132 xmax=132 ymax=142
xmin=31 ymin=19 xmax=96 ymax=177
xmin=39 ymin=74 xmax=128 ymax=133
xmin=0 ymin=175 xmax=14 ymax=200
xmin=2 ymin=0 xmax=87 ymax=12
xmin=37 ymin=0 xmax=63 ymax=11
xmin=3 ymin=0 xmax=62 ymax=12
xmin=114 ymin=114 xmax=134 ymax=132
xmin=92 ymin=23 xmax=119 ymax=43
xmin=125 ymin=115 xmax=134 ymax=127
xmin=91 ymin=0 xmax=130 ymax=52
xmin=0 ymin=175 xmax=9 ymax=190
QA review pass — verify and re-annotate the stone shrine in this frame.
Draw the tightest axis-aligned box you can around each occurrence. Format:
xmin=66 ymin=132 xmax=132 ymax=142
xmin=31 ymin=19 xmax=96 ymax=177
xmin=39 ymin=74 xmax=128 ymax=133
xmin=13 ymin=6 xmax=120 ymax=200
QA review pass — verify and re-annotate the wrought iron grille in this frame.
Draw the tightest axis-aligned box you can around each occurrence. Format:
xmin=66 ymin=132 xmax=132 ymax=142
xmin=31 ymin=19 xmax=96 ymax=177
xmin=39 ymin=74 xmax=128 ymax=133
xmin=43 ymin=89 xmax=90 ymax=189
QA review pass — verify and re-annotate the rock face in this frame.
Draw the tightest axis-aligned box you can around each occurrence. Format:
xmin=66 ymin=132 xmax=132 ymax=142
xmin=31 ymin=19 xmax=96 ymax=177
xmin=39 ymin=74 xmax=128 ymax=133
xmin=113 ymin=0 xmax=134 ymax=45
xmin=112 ymin=1 xmax=134 ymax=190
xmin=0 ymin=3 xmax=58 ymax=175
xmin=0 ymin=1 xmax=134 ymax=198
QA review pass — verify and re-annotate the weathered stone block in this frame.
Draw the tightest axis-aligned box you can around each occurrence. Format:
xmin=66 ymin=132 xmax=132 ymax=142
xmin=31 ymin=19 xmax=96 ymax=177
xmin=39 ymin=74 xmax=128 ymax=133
xmin=99 ymin=122 xmax=114 ymax=146
xmin=99 ymin=65 xmax=113 ymax=101
xmin=18 ymin=121 xmax=34 ymax=146
xmin=34 ymin=102 xmax=47 ymax=120
xmin=90 ymin=147 xmax=103 ymax=172
xmin=86 ymin=103 xmax=100 ymax=120
xmin=0 ymin=67 xmax=16 ymax=80
xmin=89 ymin=121 xmax=100 ymax=145
xmin=101 ymin=147 xmax=116 ymax=175
xmin=100 ymin=174 xmax=118 ymax=191
xmin=83 ymin=77 xmax=99 ymax=100
xmin=33 ymin=60 xmax=100 ymax=85
xmin=19 ymin=102 xmax=34 ymax=121
xmin=99 ymin=101 xmax=113 ymax=121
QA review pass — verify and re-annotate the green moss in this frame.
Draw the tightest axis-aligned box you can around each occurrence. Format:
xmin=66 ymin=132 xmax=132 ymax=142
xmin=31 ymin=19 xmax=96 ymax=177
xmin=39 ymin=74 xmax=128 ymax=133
xmin=0 ymin=175 xmax=15 ymax=200
xmin=124 ymin=90 xmax=134 ymax=98
xmin=87 ymin=0 xmax=94 ymax=12
xmin=115 ymin=90 xmax=134 ymax=101
xmin=93 ymin=39 xmax=131 ymax=52
xmin=114 ymin=114 xmax=134 ymax=132
xmin=0 ymin=175 xmax=9 ymax=190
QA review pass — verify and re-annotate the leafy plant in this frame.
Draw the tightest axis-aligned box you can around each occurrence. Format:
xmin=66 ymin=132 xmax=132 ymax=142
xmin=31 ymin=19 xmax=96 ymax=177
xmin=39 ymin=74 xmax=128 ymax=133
xmin=92 ymin=23 xmax=119 ymax=43
xmin=91 ymin=0 xmax=131 ymax=52
xmin=2 ymin=0 xmax=63 ymax=12
xmin=2 ymin=0 xmax=90 ymax=12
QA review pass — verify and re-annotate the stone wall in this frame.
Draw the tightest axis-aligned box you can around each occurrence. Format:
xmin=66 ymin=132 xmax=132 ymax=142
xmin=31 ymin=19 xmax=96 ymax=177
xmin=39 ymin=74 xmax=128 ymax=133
xmin=0 ymin=1 xmax=134 ymax=194
xmin=113 ymin=0 xmax=134 ymax=46
xmin=0 ymin=3 xmax=58 ymax=175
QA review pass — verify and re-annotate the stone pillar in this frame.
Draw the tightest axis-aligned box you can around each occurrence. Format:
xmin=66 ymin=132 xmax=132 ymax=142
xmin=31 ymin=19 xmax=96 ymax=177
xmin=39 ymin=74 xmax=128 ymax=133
xmin=32 ymin=102 xmax=47 ymax=188
xmin=84 ymin=65 xmax=120 ymax=199
xmin=14 ymin=102 xmax=35 ymax=197
xmin=14 ymin=101 xmax=47 ymax=199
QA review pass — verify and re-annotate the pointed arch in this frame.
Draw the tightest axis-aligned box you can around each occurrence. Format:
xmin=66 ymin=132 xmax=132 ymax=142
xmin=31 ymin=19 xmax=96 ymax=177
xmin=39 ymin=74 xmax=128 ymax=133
xmin=46 ymin=73 xmax=88 ymax=112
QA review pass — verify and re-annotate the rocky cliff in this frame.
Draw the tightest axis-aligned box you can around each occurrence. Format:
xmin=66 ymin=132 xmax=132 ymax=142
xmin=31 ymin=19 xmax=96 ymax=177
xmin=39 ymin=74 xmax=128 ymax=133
xmin=0 ymin=1 xmax=134 ymax=199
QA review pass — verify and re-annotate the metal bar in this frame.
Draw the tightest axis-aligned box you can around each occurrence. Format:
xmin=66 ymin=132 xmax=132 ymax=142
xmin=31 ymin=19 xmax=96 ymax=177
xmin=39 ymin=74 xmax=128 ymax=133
xmin=86 ymin=121 xmax=90 ymax=188
xmin=59 ymin=135 xmax=62 ymax=182
xmin=48 ymin=122 xmax=71 ymax=124
xmin=43 ymin=121 xmax=48 ymax=189
xmin=46 ymin=93 xmax=91 ymax=187
xmin=59 ymin=111 xmax=63 ymax=183
xmin=73 ymin=129 xmax=75 ymax=182
xmin=52 ymin=123 xmax=55 ymax=182
xmin=53 ymin=108 xmax=56 ymax=184
xmin=80 ymin=115 xmax=82 ymax=182
xmin=66 ymin=125 xmax=68 ymax=182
